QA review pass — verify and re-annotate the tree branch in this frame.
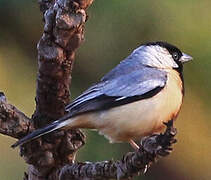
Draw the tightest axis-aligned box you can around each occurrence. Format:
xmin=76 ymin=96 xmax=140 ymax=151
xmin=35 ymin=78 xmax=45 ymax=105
xmin=59 ymin=121 xmax=177 ymax=180
xmin=0 ymin=92 xmax=31 ymax=139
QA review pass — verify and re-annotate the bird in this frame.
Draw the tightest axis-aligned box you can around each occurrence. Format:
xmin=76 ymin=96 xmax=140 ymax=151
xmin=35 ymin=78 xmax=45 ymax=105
xmin=12 ymin=41 xmax=192 ymax=150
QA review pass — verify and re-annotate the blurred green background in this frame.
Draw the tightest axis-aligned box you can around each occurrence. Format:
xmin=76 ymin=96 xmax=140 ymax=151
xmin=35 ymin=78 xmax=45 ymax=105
xmin=0 ymin=0 xmax=210 ymax=179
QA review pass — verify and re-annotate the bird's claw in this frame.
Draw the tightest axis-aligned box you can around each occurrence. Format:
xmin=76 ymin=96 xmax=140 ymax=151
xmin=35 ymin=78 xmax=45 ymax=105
xmin=140 ymin=119 xmax=177 ymax=157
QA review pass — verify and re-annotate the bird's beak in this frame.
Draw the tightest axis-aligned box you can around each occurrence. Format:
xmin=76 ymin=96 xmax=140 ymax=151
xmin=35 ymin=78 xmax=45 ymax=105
xmin=180 ymin=53 xmax=193 ymax=63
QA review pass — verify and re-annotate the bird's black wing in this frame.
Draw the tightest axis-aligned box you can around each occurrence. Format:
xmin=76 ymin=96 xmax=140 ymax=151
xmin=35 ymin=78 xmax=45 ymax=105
xmin=66 ymin=65 xmax=167 ymax=116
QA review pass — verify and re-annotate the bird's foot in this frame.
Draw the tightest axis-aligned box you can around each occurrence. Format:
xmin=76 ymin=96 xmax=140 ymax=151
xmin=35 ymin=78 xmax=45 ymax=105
xmin=140 ymin=119 xmax=177 ymax=156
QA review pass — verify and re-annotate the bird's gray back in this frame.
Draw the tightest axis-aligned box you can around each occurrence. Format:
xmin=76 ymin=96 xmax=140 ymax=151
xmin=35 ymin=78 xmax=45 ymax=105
xmin=65 ymin=55 xmax=167 ymax=117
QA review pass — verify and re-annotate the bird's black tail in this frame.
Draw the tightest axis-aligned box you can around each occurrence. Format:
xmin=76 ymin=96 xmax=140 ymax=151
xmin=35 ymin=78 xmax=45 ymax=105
xmin=11 ymin=115 xmax=73 ymax=148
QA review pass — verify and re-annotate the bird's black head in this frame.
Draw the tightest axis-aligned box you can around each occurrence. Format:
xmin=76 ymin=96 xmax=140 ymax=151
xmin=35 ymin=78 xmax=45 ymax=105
xmin=147 ymin=41 xmax=182 ymax=62
xmin=142 ymin=41 xmax=192 ymax=73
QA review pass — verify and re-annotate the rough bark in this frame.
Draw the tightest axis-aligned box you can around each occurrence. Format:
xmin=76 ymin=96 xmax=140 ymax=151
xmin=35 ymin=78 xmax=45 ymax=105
xmin=21 ymin=0 xmax=92 ymax=179
xmin=0 ymin=92 xmax=31 ymax=139
xmin=0 ymin=1 xmax=178 ymax=180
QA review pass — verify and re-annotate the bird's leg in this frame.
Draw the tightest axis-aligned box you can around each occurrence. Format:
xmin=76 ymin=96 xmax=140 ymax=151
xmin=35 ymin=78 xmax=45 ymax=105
xmin=129 ymin=139 xmax=140 ymax=151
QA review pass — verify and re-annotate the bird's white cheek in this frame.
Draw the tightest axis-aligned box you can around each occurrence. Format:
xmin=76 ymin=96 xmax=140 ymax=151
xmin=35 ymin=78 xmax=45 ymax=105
xmin=162 ymin=56 xmax=179 ymax=68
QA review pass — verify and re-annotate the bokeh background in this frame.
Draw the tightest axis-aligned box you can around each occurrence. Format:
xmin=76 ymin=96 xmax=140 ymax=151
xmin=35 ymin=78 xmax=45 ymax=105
xmin=0 ymin=0 xmax=210 ymax=179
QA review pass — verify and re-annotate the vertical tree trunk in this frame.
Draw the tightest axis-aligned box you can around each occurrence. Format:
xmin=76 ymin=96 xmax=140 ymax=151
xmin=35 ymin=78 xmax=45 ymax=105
xmin=21 ymin=0 xmax=94 ymax=179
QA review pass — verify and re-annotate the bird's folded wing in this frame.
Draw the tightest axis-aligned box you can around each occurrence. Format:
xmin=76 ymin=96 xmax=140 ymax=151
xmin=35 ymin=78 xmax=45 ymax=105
xmin=11 ymin=66 xmax=167 ymax=148
xmin=66 ymin=66 xmax=167 ymax=116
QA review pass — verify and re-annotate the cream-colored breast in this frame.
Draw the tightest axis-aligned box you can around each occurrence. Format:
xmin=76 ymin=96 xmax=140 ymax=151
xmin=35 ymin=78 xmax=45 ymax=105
xmin=71 ymin=69 xmax=183 ymax=143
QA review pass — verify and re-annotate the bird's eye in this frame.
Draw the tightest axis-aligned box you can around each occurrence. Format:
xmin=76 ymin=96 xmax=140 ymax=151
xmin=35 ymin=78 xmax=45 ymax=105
xmin=172 ymin=52 xmax=179 ymax=61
